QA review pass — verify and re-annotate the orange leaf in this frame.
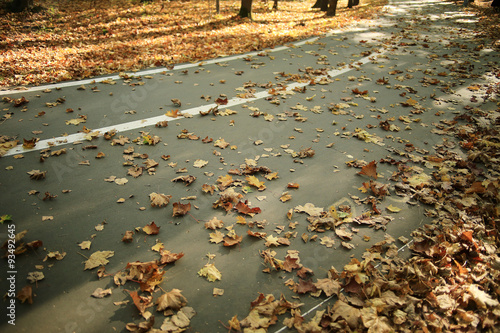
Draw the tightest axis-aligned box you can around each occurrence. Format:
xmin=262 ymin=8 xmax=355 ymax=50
xmin=358 ymin=160 xmax=378 ymax=179
xmin=143 ymin=222 xmax=160 ymax=235
xmin=172 ymin=202 xmax=191 ymax=217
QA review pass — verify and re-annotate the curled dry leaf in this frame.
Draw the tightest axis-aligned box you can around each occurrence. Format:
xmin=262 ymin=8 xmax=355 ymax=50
xmin=91 ymin=288 xmax=112 ymax=298
xmin=122 ymin=230 xmax=134 ymax=243
xmin=171 ymin=175 xmax=197 ymax=186
xmin=198 ymin=263 xmax=222 ymax=282
xmin=172 ymin=202 xmax=191 ymax=217
xmin=27 ymin=169 xmax=46 ymax=180
xmin=149 ymin=192 xmax=172 ymax=207
xmin=159 ymin=250 xmax=184 ymax=265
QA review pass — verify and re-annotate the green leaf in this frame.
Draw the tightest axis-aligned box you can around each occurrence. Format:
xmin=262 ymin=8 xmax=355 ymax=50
xmin=0 ymin=215 xmax=12 ymax=224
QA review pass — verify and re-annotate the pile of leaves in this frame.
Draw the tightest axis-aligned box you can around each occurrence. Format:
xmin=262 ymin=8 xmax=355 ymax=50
xmin=468 ymin=0 xmax=500 ymax=49
xmin=227 ymin=82 xmax=500 ymax=332
xmin=0 ymin=0 xmax=387 ymax=87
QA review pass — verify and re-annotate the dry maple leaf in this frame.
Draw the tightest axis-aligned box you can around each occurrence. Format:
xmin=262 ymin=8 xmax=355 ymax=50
xmin=159 ymin=250 xmax=184 ymax=265
xmin=265 ymin=235 xmax=281 ymax=247
xmin=157 ymin=289 xmax=187 ymax=311
xmin=198 ymin=263 xmax=222 ymax=282
xmin=84 ymin=250 xmax=114 ymax=270
xmin=246 ymin=175 xmax=266 ymax=191
xmin=128 ymin=165 xmax=143 ymax=178
xmin=234 ymin=201 xmax=261 ymax=217
xmin=294 ymin=203 xmax=323 ymax=216
xmin=172 ymin=202 xmax=191 ymax=217
xmin=320 ymin=236 xmax=336 ymax=248
xmin=214 ymin=138 xmax=230 ymax=149
xmin=358 ymin=160 xmax=378 ymax=179
xmin=149 ymin=192 xmax=172 ymax=207
xmin=205 ymin=217 xmax=224 ymax=230
xmin=223 ymin=230 xmax=243 ymax=247
xmin=209 ymin=230 xmax=225 ymax=244
xmin=166 ymin=109 xmax=180 ymax=118
xmin=193 ymin=159 xmax=208 ymax=168
xmin=23 ymin=138 xmax=37 ymax=149
xmin=143 ymin=221 xmax=160 ymax=235
xmin=217 ymin=174 xmax=234 ymax=188
xmin=202 ymin=184 xmax=217 ymax=195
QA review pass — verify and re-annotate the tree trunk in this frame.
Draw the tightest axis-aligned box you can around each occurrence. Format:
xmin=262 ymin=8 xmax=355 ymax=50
xmin=348 ymin=0 xmax=359 ymax=8
xmin=272 ymin=0 xmax=278 ymax=10
xmin=216 ymin=0 xmax=220 ymax=14
xmin=11 ymin=0 xmax=33 ymax=12
xmin=326 ymin=0 xmax=339 ymax=16
xmin=239 ymin=0 xmax=253 ymax=19
xmin=312 ymin=0 xmax=328 ymax=10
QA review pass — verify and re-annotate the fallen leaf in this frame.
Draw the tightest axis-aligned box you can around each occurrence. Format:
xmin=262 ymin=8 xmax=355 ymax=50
xmin=198 ymin=263 xmax=222 ymax=282
xmin=143 ymin=222 xmax=160 ymax=235
xmin=84 ymin=251 xmax=114 ymax=270
xmin=358 ymin=160 xmax=378 ymax=179
xmin=209 ymin=230 xmax=225 ymax=244
xmin=91 ymin=288 xmax=112 ymax=298
xmin=172 ymin=202 xmax=191 ymax=217
xmin=205 ymin=217 xmax=224 ymax=230
xmin=149 ymin=192 xmax=172 ymax=207
xmin=78 ymin=241 xmax=91 ymax=250
xmin=157 ymin=289 xmax=187 ymax=311
xmin=193 ymin=159 xmax=208 ymax=168
xmin=17 ymin=285 xmax=33 ymax=304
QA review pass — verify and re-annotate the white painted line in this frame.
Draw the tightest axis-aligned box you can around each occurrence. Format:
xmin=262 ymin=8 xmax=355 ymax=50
xmin=0 ymin=37 xmax=319 ymax=96
xmin=3 ymin=51 xmax=382 ymax=157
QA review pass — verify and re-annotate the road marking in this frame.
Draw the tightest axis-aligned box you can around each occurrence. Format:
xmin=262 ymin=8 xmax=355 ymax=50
xmin=0 ymin=37 xmax=319 ymax=96
xmin=3 ymin=53 xmax=378 ymax=157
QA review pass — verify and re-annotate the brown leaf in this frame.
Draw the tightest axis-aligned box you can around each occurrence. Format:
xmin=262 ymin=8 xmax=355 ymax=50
xmin=171 ymin=175 xmax=197 ymax=186
xmin=143 ymin=221 xmax=160 ymax=235
xmin=172 ymin=202 xmax=191 ymax=217
xmin=159 ymin=250 xmax=184 ymax=265
xmin=149 ymin=192 xmax=171 ymax=207
xmin=122 ymin=230 xmax=134 ymax=243
xmin=17 ymin=285 xmax=33 ymax=304
xmin=234 ymin=201 xmax=261 ymax=216
xmin=128 ymin=290 xmax=152 ymax=315
xmin=358 ymin=160 xmax=378 ymax=179
xmin=27 ymin=169 xmax=46 ymax=180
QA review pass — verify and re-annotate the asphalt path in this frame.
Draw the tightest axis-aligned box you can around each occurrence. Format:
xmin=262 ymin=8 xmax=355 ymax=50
xmin=1 ymin=0 xmax=498 ymax=332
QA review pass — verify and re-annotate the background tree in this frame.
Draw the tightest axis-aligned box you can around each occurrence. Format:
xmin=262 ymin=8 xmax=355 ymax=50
xmin=8 ymin=0 xmax=33 ymax=12
xmin=312 ymin=0 xmax=339 ymax=15
xmin=239 ymin=0 xmax=253 ymax=18
xmin=347 ymin=0 xmax=359 ymax=8
xmin=327 ymin=0 xmax=339 ymax=16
